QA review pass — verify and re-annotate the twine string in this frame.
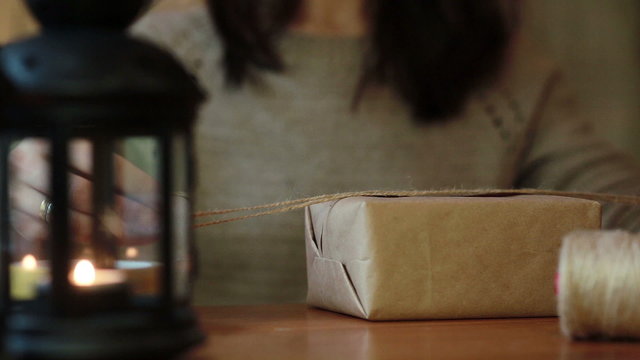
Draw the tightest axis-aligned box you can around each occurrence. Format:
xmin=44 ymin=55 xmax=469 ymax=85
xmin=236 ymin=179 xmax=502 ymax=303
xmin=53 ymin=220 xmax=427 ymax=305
xmin=193 ymin=188 xmax=640 ymax=228
xmin=558 ymin=230 xmax=640 ymax=339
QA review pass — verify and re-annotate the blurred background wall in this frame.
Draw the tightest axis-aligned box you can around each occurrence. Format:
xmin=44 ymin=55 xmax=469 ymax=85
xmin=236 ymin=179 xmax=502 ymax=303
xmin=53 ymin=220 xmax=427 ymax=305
xmin=522 ymin=0 xmax=640 ymax=159
xmin=1 ymin=0 xmax=639 ymax=158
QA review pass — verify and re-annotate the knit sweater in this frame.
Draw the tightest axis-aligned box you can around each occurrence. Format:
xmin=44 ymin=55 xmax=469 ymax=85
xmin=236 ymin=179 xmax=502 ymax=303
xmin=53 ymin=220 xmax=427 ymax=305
xmin=131 ymin=5 xmax=640 ymax=305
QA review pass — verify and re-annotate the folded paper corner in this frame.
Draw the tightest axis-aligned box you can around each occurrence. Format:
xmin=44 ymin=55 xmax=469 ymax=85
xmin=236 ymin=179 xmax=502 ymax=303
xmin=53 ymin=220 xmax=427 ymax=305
xmin=306 ymin=256 xmax=368 ymax=319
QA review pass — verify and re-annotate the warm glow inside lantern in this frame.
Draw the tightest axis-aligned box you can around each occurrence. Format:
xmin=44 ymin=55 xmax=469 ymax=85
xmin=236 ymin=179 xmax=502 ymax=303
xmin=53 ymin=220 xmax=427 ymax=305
xmin=0 ymin=1 xmax=205 ymax=359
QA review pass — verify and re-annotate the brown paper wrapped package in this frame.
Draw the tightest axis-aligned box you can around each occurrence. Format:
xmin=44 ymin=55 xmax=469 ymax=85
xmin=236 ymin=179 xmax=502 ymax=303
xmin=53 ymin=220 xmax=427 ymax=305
xmin=305 ymin=195 xmax=601 ymax=320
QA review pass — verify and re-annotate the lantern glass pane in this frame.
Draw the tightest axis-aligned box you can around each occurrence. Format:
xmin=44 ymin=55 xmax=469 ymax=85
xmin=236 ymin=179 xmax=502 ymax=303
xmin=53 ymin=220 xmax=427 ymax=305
xmin=8 ymin=138 xmax=51 ymax=302
xmin=115 ymin=137 xmax=162 ymax=298
xmin=172 ymin=133 xmax=191 ymax=301
xmin=67 ymin=137 xmax=162 ymax=299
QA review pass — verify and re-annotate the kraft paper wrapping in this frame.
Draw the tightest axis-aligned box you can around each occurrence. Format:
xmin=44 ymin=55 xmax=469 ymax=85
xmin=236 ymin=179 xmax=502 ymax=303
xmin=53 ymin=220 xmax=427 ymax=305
xmin=305 ymin=195 xmax=601 ymax=320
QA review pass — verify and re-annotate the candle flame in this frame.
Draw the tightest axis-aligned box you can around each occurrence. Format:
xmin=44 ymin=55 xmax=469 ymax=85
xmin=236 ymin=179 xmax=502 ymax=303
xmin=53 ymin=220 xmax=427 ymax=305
xmin=21 ymin=254 xmax=37 ymax=270
xmin=72 ymin=260 xmax=96 ymax=286
xmin=125 ymin=247 xmax=138 ymax=259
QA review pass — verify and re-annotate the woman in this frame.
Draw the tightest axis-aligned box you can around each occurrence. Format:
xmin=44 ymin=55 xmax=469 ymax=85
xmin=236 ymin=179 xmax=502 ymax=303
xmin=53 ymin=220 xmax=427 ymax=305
xmin=12 ymin=0 xmax=640 ymax=305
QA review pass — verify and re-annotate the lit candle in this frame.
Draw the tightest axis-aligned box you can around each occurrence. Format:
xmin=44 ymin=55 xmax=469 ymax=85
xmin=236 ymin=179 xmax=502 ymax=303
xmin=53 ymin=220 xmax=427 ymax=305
xmin=70 ymin=259 xmax=126 ymax=287
xmin=66 ymin=260 xmax=130 ymax=314
xmin=125 ymin=247 xmax=138 ymax=259
xmin=23 ymin=254 xmax=37 ymax=270
xmin=10 ymin=254 xmax=49 ymax=300
xmin=72 ymin=259 xmax=95 ymax=286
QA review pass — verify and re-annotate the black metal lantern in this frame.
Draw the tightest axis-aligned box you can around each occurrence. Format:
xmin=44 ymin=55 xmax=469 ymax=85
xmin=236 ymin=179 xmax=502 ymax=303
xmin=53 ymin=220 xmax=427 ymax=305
xmin=0 ymin=1 xmax=205 ymax=359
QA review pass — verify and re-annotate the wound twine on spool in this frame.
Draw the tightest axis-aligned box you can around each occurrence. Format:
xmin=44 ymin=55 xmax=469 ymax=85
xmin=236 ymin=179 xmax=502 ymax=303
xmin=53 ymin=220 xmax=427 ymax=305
xmin=558 ymin=230 xmax=640 ymax=340
xmin=193 ymin=188 xmax=640 ymax=227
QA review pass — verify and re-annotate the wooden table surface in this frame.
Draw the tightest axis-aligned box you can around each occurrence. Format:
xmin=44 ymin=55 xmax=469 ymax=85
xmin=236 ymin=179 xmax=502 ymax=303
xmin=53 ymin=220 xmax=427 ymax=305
xmin=180 ymin=304 xmax=640 ymax=359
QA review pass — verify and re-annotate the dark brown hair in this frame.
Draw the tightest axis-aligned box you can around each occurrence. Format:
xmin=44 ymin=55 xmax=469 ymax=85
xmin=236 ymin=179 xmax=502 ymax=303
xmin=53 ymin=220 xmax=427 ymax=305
xmin=207 ymin=0 xmax=509 ymax=120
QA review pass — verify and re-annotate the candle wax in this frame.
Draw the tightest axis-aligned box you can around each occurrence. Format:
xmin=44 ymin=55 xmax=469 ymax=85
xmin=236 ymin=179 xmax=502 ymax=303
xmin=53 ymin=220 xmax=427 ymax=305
xmin=10 ymin=260 xmax=49 ymax=300
xmin=116 ymin=260 xmax=161 ymax=296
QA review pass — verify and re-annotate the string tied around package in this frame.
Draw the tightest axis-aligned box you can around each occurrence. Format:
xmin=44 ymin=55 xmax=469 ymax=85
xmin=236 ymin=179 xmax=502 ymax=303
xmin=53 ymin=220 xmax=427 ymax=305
xmin=558 ymin=230 xmax=640 ymax=340
xmin=193 ymin=188 xmax=640 ymax=227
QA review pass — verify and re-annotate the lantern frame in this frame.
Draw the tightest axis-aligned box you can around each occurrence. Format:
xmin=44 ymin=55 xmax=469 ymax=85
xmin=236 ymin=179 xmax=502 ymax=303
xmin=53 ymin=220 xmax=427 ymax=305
xmin=0 ymin=1 xmax=205 ymax=359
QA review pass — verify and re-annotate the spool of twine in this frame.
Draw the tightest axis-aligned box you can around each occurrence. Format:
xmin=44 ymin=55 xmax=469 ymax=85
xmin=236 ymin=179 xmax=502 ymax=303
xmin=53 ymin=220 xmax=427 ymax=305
xmin=558 ymin=230 xmax=640 ymax=340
